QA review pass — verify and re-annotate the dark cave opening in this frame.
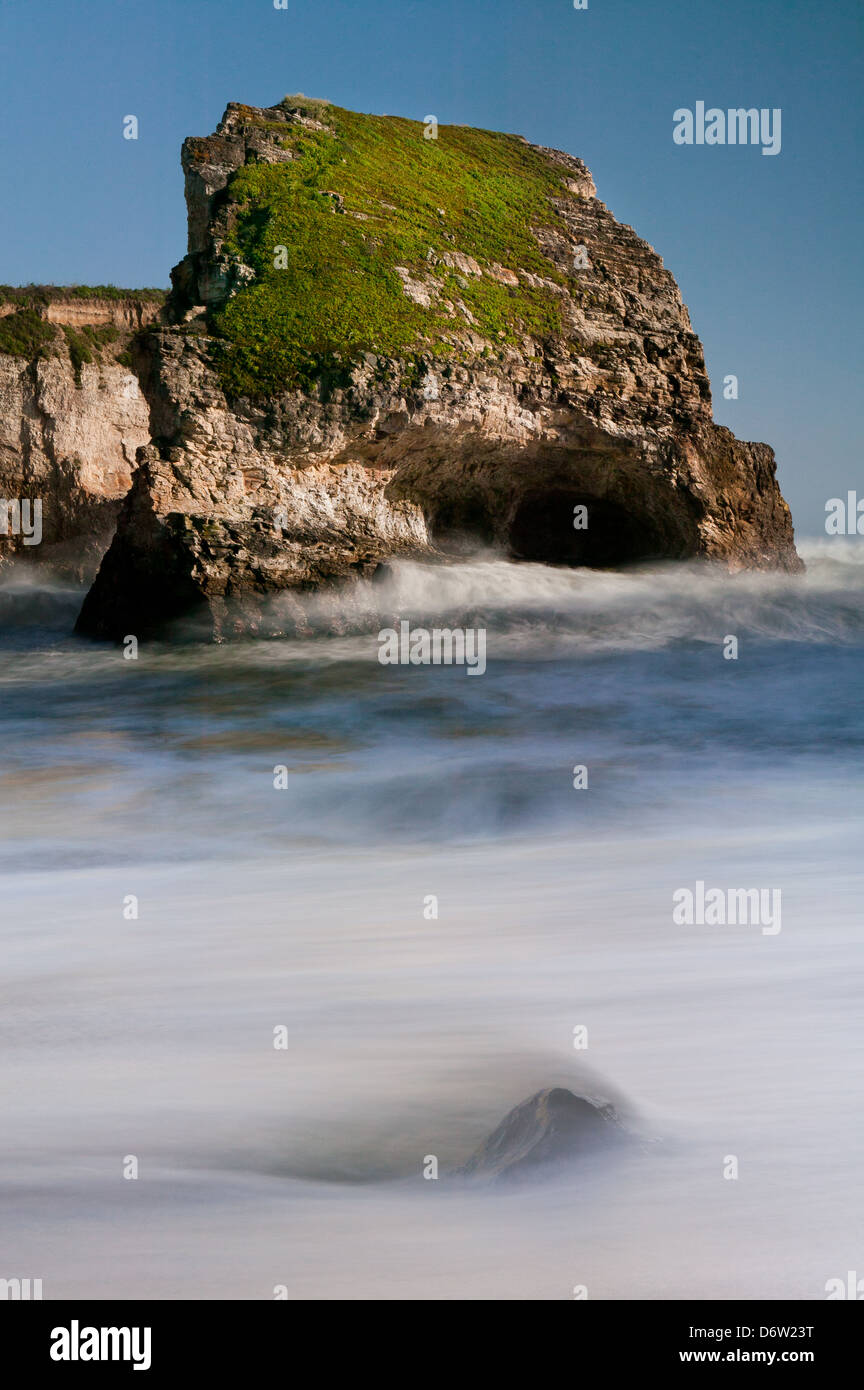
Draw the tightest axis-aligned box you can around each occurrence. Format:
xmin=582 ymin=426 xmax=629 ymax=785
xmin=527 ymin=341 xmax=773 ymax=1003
xmin=508 ymin=490 xmax=664 ymax=568
xmin=429 ymin=495 xmax=497 ymax=553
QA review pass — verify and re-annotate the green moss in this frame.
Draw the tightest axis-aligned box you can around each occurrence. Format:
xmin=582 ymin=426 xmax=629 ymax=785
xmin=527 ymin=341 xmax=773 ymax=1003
xmin=209 ymin=106 xmax=580 ymax=398
xmin=0 ymin=308 xmax=56 ymax=359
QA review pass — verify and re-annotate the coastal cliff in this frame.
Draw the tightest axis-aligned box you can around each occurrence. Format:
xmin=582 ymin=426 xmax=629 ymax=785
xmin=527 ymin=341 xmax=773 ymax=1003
xmin=0 ymin=288 xmax=162 ymax=578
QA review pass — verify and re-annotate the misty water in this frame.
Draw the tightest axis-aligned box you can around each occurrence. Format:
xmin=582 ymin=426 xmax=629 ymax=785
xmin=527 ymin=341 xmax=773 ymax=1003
xmin=1 ymin=542 xmax=862 ymax=1299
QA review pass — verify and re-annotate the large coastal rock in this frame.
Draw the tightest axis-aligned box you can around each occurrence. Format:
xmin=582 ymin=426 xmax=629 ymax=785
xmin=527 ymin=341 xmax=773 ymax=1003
xmin=0 ymin=291 xmax=161 ymax=578
xmin=76 ymin=97 xmax=800 ymax=639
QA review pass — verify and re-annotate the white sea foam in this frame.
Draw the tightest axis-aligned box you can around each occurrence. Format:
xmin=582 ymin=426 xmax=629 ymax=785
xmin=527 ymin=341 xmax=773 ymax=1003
xmin=0 ymin=544 xmax=861 ymax=1298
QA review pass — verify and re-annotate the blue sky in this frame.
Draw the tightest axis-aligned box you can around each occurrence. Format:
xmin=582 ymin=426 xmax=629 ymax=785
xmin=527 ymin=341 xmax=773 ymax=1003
xmin=1 ymin=0 xmax=861 ymax=535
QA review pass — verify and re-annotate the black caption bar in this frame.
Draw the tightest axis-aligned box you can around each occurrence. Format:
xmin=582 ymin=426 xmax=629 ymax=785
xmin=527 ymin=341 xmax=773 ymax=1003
xmin=2 ymin=1299 xmax=859 ymax=1377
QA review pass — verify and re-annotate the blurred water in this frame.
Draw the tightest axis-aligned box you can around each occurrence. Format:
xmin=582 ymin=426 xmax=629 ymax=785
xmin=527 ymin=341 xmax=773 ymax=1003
xmin=0 ymin=543 xmax=862 ymax=1298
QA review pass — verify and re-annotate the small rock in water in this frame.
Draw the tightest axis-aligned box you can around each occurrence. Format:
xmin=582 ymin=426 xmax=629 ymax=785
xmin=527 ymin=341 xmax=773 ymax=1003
xmin=459 ymin=1087 xmax=628 ymax=1183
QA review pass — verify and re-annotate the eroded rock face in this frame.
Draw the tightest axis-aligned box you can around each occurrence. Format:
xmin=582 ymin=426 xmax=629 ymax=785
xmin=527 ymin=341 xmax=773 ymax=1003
xmin=459 ymin=1087 xmax=628 ymax=1182
xmin=0 ymin=311 xmax=153 ymax=579
xmin=76 ymin=100 xmax=801 ymax=640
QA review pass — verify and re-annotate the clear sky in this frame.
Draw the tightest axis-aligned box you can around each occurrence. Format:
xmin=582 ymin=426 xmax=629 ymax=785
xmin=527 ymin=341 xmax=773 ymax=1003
xmin=1 ymin=0 xmax=861 ymax=535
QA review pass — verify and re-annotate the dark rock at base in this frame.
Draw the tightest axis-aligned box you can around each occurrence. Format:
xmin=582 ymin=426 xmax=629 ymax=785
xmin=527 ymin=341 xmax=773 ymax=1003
xmin=459 ymin=1086 xmax=628 ymax=1182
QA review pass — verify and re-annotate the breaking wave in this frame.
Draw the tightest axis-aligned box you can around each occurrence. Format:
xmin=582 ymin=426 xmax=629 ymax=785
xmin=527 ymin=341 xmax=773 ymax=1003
xmin=283 ymin=540 xmax=864 ymax=655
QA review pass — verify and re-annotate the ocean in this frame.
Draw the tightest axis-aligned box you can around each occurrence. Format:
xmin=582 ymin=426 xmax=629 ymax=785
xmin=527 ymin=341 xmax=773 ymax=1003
xmin=1 ymin=540 xmax=861 ymax=1299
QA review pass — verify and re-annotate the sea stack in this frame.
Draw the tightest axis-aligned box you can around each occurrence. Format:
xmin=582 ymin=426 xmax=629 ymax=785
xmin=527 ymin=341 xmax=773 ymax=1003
xmin=73 ymin=96 xmax=801 ymax=640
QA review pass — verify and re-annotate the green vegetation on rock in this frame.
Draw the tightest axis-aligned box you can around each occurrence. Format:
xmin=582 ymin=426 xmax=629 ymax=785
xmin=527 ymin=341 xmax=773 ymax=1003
xmin=0 ymin=284 xmax=166 ymax=305
xmin=62 ymin=323 xmax=120 ymax=381
xmin=0 ymin=307 xmax=57 ymax=359
xmin=211 ymin=104 xmax=580 ymax=397
xmin=65 ymin=285 xmax=167 ymax=302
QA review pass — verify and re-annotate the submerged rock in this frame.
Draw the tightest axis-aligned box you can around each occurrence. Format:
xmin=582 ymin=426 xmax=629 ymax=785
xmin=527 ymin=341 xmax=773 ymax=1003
xmin=459 ymin=1087 xmax=628 ymax=1182
xmin=71 ymin=98 xmax=800 ymax=640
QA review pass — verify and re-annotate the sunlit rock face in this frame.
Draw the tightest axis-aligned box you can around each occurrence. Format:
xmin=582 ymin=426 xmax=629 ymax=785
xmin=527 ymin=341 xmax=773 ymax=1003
xmin=0 ymin=291 xmax=162 ymax=580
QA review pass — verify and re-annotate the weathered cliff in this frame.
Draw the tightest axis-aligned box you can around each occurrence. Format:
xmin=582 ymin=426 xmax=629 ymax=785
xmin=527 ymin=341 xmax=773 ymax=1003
xmin=0 ymin=289 xmax=162 ymax=578
xmin=73 ymin=97 xmax=799 ymax=639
